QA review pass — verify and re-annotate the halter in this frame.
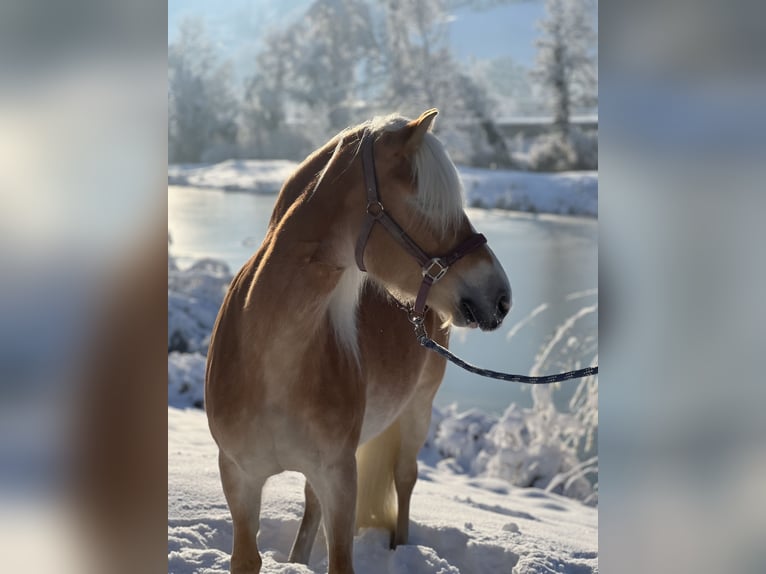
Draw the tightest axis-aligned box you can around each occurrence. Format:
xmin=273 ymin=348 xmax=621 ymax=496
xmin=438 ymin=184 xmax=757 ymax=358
xmin=353 ymin=129 xmax=599 ymax=385
xmin=354 ymin=130 xmax=487 ymax=324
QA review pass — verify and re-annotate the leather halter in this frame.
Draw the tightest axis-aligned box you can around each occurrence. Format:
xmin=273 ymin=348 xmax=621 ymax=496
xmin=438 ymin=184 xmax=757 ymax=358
xmin=354 ymin=130 xmax=487 ymax=321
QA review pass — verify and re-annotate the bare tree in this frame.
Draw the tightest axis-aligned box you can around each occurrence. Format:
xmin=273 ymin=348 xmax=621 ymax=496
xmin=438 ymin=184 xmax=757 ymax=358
xmin=237 ymin=0 xmax=511 ymax=165
xmin=168 ymin=19 xmax=239 ymax=163
xmin=378 ymin=0 xmax=512 ymax=165
xmin=241 ymin=0 xmax=376 ymax=152
xmin=533 ymin=0 xmax=597 ymax=138
xmin=379 ymin=0 xmax=454 ymax=114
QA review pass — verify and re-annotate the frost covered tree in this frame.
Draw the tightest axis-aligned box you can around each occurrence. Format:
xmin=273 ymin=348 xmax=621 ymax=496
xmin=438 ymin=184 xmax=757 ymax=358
xmin=295 ymin=0 xmax=377 ymax=131
xmin=376 ymin=0 xmax=510 ymax=165
xmin=237 ymin=0 xmax=508 ymax=164
xmin=241 ymin=0 xmax=376 ymax=154
xmin=532 ymin=0 xmax=597 ymax=138
xmin=379 ymin=0 xmax=454 ymax=112
xmin=168 ymin=19 xmax=239 ymax=163
xmin=239 ymin=30 xmax=313 ymax=160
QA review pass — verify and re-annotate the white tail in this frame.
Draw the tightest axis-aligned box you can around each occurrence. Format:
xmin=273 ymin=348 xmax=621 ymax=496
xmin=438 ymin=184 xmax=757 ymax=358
xmin=355 ymin=420 xmax=400 ymax=532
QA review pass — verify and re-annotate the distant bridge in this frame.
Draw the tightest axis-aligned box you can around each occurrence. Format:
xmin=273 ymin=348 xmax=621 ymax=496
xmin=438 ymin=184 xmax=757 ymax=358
xmin=494 ymin=115 xmax=598 ymax=140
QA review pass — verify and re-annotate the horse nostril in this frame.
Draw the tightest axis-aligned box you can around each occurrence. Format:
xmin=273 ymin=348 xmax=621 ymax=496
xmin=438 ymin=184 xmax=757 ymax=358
xmin=460 ymin=299 xmax=479 ymax=325
xmin=497 ymin=293 xmax=511 ymax=317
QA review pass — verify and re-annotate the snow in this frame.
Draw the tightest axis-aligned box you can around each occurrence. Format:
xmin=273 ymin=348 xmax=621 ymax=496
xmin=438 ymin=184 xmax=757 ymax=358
xmin=168 ymin=160 xmax=298 ymax=194
xmin=168 ymin=407 xmax=598 ymax=574
xmin=168 ymin=352 xmax=207 ymax=409
xmin=168 ymin=161 xmax=598 ymax=217
xmin=460 ymin=167 xmax=597 ymax=216
xmin=168 ymin=257 xmax=232 ymax=355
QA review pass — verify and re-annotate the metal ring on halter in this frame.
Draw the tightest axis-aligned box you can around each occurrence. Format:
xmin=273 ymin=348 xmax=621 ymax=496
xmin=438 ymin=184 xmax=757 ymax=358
xmin=407 ymin=309 xmax=425 ymax=325
xmin=422 ymin=258 xmax=449 ymax=282
xmin=366 ymin=201 xmax=385 ymax=218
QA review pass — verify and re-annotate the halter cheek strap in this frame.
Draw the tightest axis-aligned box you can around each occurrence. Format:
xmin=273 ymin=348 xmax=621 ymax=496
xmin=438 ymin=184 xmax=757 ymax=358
xmin=354 ymin=131 xmax=487 ymax=319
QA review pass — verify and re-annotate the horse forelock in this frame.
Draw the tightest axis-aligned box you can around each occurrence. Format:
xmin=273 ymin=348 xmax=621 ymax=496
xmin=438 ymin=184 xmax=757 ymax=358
xmin=367 ymin=114 xmax=465 ymax=238
xmin=410 ymin=132 xmax=465 ymax=237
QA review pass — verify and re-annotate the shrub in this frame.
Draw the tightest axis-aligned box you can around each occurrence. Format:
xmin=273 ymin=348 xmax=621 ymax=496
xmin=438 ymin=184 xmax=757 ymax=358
xmin=527 ymin=128 xmax=598 ymax=172
xmin=528 ymin=132 xmax=578 ymax=171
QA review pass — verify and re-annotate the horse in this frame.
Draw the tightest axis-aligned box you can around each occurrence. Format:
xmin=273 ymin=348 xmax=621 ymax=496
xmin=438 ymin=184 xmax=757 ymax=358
xmin=205 ymin=109 xmax=511 ymax=574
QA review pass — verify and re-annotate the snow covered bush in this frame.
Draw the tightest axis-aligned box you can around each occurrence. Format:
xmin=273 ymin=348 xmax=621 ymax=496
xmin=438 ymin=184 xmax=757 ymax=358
xmin=429 ymin=293 xmax=598 ymax=505
xmin=430 ymin=406 xmax=497 ymax=473
xmin=527 ymin=128 xmax=598 ymax=172
xmin=483 ymin=293 xmax=599 ymax=504
xmin=429 ymin=385 xmax=597 ymax=505
xmin=569 ymin=127 xmax=598 ymax=170
xmin=477 ymin=388 xmax=597 ymax=503
xmin=168 ymin=351 xmax=207 ymax=408
xmin=527 ymin=132 xmax=578 ymax=172
xmin=168 ymin=257 xmax=231 ymax=354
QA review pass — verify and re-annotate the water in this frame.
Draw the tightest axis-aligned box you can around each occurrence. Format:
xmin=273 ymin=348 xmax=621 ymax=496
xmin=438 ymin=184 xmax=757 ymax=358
xmin=168 ymin=186 xmax=598 ymax=414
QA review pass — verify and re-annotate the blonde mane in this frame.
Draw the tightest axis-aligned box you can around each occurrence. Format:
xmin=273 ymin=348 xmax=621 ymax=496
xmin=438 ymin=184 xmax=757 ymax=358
xmin=368 ymin=113 xmax=465 ymax=238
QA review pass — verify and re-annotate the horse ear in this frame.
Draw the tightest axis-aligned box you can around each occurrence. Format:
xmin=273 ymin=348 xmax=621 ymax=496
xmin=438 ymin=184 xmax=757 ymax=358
xmin=404 ymin=108 xmax=439 ymax=153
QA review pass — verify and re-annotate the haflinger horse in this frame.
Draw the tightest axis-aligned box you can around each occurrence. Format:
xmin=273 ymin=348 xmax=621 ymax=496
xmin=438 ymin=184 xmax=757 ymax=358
xmin=205 ymin=109 xmax=511 ymax=574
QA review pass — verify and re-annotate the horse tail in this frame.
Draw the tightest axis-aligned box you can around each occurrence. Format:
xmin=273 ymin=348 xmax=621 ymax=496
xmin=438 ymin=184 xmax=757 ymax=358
xmin=355 ymin=420 xmax=399 ymax=533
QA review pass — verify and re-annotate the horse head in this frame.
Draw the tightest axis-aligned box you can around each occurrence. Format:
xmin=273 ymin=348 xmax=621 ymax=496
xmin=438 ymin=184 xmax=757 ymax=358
xmin=356 ymin=109 xmax=511 ymax=331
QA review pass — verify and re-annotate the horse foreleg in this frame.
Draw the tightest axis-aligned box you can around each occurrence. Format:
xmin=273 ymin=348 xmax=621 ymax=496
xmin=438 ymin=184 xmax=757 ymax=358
xmin=392 ymin=451 xmax=417 ymax=549
xmin=219 ymin=451 xmax=275 ymax=574
xmin=392 ymin=396 xmax=437 ymax=549
xmin=310 ymin=455 xmax=357 ymax=574
xmin=288 ymin=479 xmax=321 ymax=564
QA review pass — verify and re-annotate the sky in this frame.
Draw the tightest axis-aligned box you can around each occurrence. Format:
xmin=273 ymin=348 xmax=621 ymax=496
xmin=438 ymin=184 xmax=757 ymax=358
xmin=168 ymin=0 xmax=547 ymax=69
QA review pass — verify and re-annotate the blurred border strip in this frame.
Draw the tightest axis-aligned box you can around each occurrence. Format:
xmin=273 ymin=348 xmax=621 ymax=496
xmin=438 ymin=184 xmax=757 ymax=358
xmin=601 ymin=1 xmax=766 ymax=573
xmin=0 ymin=1 xmax=167 ymax=573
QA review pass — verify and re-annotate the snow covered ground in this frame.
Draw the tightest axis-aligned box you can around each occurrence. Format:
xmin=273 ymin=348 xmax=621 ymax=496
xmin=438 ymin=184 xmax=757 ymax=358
xmin=168 ymin=160 xmax=297 ymax=194
xmin=169 ymin=407 xmax=598 ymax=574
xmin=459 ymin=167 xmax=597 ymax=216
xmin=168 ymin=161 xmax=598 ymax=217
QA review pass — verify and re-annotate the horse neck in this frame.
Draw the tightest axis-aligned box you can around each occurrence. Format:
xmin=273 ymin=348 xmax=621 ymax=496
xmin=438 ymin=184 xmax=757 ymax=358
xmin=252 ymin=173 xmax=365 ymax=361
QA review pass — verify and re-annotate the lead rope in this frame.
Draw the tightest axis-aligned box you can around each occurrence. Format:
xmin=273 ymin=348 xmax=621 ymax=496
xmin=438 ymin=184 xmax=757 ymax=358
xmin=407 ymin=312 xmax=598 ymax=384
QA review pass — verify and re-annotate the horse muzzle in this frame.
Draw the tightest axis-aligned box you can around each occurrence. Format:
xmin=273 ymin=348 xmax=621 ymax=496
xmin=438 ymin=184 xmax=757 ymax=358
xmin=455 ymin=285 xmax=511 ymax=331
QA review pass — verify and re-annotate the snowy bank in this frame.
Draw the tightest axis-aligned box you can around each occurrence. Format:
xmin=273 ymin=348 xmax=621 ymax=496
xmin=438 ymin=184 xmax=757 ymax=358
xmin=169 ymin=160 xmax=297 ymax=194
xmin=168 ymin=161 xmax=598 ymax=217
xmin=169 ymin=407 xmax=598 ymax=574
xmin=460 ymin=167 xmax=597 ymax=216
xmin=168 ymin=257 xmax=232 ymax=355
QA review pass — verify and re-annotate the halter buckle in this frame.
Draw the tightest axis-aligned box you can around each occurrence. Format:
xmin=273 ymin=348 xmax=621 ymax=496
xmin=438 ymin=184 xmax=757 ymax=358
xmin=422 ymin=258 xmax=449 ymax=282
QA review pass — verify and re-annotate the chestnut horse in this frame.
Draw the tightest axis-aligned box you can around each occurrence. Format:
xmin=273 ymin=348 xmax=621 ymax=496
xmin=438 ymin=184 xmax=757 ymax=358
xmin=205 ymin=110 xmax=511 ymax=574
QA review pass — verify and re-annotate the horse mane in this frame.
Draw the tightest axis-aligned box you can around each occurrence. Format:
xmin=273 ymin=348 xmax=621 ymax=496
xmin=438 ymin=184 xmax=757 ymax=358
xmin=367 ymin=114 xmax=465 ymax=238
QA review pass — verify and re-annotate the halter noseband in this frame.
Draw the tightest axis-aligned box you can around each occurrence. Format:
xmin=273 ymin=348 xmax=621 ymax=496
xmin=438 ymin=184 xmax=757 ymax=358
xmin=354 ymin=130 xmax=487 ymax=322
